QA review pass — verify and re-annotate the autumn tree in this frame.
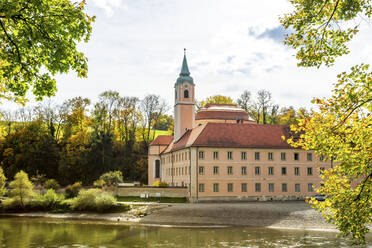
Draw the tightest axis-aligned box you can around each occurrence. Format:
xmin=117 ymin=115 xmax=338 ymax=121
xmin=281 ymin=0 xmax=372 ymax=243
xmin=0 ymin=166 xmax=6 ymax=196
xmin=199 ymin=95 xmax=235 ymax=108
xmin=0 ymin=0 xmax=94 ymax=103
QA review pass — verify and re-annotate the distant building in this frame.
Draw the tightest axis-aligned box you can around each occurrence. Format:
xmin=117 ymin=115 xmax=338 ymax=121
xmin=148 ymin=51 xmax=330 ymax=202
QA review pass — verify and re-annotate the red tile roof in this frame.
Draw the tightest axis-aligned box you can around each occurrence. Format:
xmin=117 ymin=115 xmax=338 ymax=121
xmin=196 ymin=110 xmax=250 ymax=121
xmin=192 ymin=123 xmax=292 ymax=148
xmin=150 ymin=135 xmax=174 ymax=146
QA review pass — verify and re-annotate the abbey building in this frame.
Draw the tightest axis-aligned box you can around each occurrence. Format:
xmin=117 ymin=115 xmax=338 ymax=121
xmin=148 ymin=51 xmax=330 ymax=202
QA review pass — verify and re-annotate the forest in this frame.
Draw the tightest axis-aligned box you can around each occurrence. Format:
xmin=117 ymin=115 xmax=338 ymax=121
xmin=0 ymin=89 xmax=307 ymax=186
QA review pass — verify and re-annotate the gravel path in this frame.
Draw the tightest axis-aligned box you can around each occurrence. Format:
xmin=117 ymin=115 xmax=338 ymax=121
xmin=139 ymin=201 xmax=336 ymax=231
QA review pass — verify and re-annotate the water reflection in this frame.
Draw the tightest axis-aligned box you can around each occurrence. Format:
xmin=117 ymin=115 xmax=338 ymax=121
xmin=0 ymin=217 xmax=370 ymax=247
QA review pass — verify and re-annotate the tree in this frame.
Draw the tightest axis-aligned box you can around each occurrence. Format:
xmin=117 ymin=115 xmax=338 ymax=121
xmin=140 ymin=94 xmax=168 ymax=147
xmin=9 ymin=170 xmax=34 ymax=207
xmin=256 ymin=90 xmax=272 ymax=124
xmin=199 ymin=95 xmax=235 ymax=108
xmin=0 ymin=166 xmax=6 ymax=196
xmin=0 ymin=0 xmax=94 ymax=103
xmin=237 ymin=90 xmax=252 ymax=112
xmin=281 ymin=0 xmax=372 ymax=243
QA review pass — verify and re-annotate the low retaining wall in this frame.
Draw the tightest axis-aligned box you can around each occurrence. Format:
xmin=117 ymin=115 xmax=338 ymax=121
xmin=115 ymin=186 xmax=188 ymax=198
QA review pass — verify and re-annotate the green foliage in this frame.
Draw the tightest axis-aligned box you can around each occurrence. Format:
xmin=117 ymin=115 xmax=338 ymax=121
xmin=152 ymin=181 xmax=168 ymax=187
xmin=69 ymin=188 xmax=118 ymax=212
xmin=282 ymin=0 xmax=372 ymax=244
xmin=287 ymin=66 xmax=372 ymax=243
xmin=0 ymin=166 xmax=6 ymax=196
xmin=45 ymin=179 xmax=60 ymax=190
xmin=98 ymin=170 xmax=123 ymax=186
xmin=0 ymin=0 xmax=95 ymax=103
xmin=31 ymin=189 xmax=66 ymax=210
xmin=93 ymin=178 xmax=105 ymax=187
xmin=8 ymin=170 xmax=34 ymax=208
xmin=64 ymin=181 xmax=82 ymax=198
xmin=280 ymin=0 xmax=372 ymax=68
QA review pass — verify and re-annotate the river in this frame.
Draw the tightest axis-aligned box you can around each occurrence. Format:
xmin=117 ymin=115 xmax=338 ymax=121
xmin=0 ymin=217 xmax=371 ymax=247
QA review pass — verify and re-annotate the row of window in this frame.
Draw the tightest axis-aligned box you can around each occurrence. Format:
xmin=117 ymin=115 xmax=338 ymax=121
xmin=199 ymin=183 xmax=314 ymax=193
xmin=199 ymin=151 xmax=317 ymax=161
xmin=162 ymin=151 xmax=327 ymax=165
xmin=199 ymin=166 xmax=324 ymax=176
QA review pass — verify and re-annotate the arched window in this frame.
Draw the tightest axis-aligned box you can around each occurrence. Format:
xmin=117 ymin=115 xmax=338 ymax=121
xmin=184 ymin=90 xmax=189 ymax=98
xmin=155 ymin=159 xmax=160 ymax=178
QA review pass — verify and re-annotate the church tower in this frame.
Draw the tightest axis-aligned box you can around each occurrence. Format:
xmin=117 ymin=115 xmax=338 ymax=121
xmin=174 ymin=49 xmax=195 ymax=141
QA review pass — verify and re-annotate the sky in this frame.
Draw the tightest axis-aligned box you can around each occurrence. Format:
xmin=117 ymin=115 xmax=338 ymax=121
xmin=4 ymin=0 xmax=372 ymax=113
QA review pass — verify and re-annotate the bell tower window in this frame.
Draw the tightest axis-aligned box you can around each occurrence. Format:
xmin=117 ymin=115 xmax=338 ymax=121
xmin=184 ymin=90 xmax=189 ymax=98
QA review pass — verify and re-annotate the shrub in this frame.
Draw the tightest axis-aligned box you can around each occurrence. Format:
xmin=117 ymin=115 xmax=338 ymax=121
xmin=31 ymin=173 xmax=47 ymax=187
xmin=152 ymin=181 xmax=168 ymax=187
xmin=93 ymin=178 xmax=105 ymax=187
xmin=45 ymin=179 xmax=60 ymax=190
xmin=31 ymin=189 xmax=66 ymax=210
xmin=69 ymin=188 xmax=118 ymax=212
xmin=65 ymin=181 xmax=82 ymax=198
xmin=98 ymin=171 xmax=124 ymax=186
xmin=8 ymin=171 xmax=34 ymax=208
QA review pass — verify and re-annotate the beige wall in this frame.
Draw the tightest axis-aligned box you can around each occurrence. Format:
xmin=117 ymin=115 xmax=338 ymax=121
xmin=157 ymin=147 xmax=331 ymax=201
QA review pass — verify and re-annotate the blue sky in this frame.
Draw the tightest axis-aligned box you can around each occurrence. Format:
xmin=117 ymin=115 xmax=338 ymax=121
xmin=4 ymin=0 xmax=372 ymax=112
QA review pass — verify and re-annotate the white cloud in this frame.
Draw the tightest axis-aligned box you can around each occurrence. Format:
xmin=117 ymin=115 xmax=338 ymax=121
xmin=89 ymin=0 xmax=124 ymax=17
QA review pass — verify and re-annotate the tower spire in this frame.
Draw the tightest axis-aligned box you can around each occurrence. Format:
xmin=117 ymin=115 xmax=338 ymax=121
xmin=180 ymin=48 xmax=190 ymax=76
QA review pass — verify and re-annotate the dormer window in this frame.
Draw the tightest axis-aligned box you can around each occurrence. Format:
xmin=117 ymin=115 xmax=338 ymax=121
xmin=184 ymin=90 xmax=189 ymax=98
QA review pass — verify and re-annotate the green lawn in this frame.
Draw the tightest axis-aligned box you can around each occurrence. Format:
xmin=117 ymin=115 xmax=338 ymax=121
xmin=116 ymin=196 xmax=187 ymax=203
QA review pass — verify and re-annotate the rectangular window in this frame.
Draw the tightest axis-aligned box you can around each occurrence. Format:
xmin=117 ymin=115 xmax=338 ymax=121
xmin=199 ymin=166 xmax=204 ymax=175
xmin=199 ymin=151 xmax=204 ymax=159
xmin=199 ymin=184 xmax=204 ymax=192
xmin=269 ymin=183 xmax=274 ymax=192
xmin=268 ymin=167 xmax=274 ymax=175
xmin=307 ymin=167 xmax=313 ymax=176
xmin=241 ymin=166 xmax=247 ymax=175
xmin=294 ymin=167 xmax=300 ymax=176
xmin=281 ymin=167 xmax=287 ymax=175
xmin=241 ymin=152 xmax=247 ymax=160
xmin=255 ymin=166 xmax=260 ymax=175
xmin=227 ymin=166 xmax=233 ymax=175
xmin=307 ymin=153 xmax=312 ymax=161
xmin=281 ymin=152 xmax=286 ymax=161
xmin=213 ymin=166 xmax=219 ymax=175
xmin=241 ymin=183 xmax=247 ymax=192
xmin=255 ymin=183 xmax=261 ymax=192
xmin=294 ymin=153 xmax=299 ymax=161
xmin=295 ymin=183 xmax=301 ymax=192
xmin=308 ymin=183 xmax=313 ymax=192
xmin=213 ymin=183 xmax=219 ymax=192
xmin=255 ymin=152 xmax=260 ymax=160
xmin=228 ymin=183 xmax=233 ymax=192
xmin=282 ymin=183 xmax=287 ymax=192
xmin=268 ymin=152 xmax=273 ymax=160
xmin=227 ymin=151 xmax=233 ymax=160
xmin=213 ymin=151 xmax=219 ymax=159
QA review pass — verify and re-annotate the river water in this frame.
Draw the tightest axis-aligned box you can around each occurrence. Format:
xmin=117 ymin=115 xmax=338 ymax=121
xmin=0 ymin=217 xmax=371 ymax=247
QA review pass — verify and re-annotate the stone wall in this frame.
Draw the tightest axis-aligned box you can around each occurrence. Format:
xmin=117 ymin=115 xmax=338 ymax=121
xmin=115 ymin=186 xmax=188 ymax=198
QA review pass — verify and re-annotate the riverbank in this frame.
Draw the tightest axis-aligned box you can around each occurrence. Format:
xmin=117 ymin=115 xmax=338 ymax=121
xmin=0 ymin=201 xmax=342 ymax=231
